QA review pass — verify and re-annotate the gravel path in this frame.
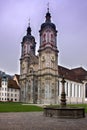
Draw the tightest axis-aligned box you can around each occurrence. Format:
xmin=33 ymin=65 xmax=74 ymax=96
xmin=0 ymin=112 xmax=87 ymax=130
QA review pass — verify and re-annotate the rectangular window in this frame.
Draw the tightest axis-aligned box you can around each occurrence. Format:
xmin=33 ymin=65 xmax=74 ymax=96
xmin=11 ymin=94 xmax=13 ymax=97
xmin=15 ymin=94 xmax=17 ymax=97
xmin=74 ymin=84 xmax=75 ymax=97
xmin=77 ymin=85 xmax=79 ymax=97
xmin=66 ymin=82 xmax=68 ymax=96
xmin=2 ymin=82 xmax=4 ymax=85
xmin=2 ymin=88 xmax=4 ymax=91
xmin=70 ymin=83 xmax=72 ymax=97
xmin=80 ymin=86 xmax=82 ymax=97
xmin=79 ymin=85 xmax=80 ymax=97
xmin=15 ymin=89 xmax=17 ymax=92
xmin=85 ymin=83 xmax=87 ymax=98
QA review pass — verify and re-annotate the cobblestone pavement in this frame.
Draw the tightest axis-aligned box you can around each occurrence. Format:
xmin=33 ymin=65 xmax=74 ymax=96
xmin=0 ymin=112 xmax=87 ymax=130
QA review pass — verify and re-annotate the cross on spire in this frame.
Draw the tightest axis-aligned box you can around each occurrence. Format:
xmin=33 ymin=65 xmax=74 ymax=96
xmin=46 ymin=2 xmax=51 ymax=22
xmin=27 ymin=18 xmax=31 ymax=35
xmin=47 ymin=2 xmax=49 ymax=12
xmin=28 ymin=18 xmax=30 ymax=27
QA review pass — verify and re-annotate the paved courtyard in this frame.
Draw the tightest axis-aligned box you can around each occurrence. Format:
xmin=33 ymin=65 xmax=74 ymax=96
xmin=0 ymin=112 xmax=87 ymax=130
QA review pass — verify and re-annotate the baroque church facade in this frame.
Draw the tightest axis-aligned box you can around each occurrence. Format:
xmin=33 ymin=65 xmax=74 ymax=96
xmin=20 ymin=9 xmax=87 ymax=104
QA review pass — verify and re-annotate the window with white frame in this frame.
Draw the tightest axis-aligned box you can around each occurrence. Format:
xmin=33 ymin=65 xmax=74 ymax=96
xmin=70 ymin=83 xmax=72 ymax=97
xmin=2 ymin=87 xmax=4 ymax=91
xmin=74 ymin=84 xmax=76 ymax=97
xmin=80 ymin=85 xmax=82 ymax=97
xmin=77 ymin=85 xmax=79 ymax=97
xmin=66 ymin=82 xmax=68 ymax=96
xmin=11 ymin=94 xmax=13 ymax=97
xmin=11 ymin=88 xmax=13 ymax=92
xmin=15 ymin=94 xmax=17 ymax=97
xmin=85 ymin=83 xmax=87 ymax=98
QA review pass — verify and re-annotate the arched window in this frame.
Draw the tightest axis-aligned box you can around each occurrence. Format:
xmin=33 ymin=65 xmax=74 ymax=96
xmin=42 ymin=33 xmax=46 ymax=42
xmin=23 ymin=44 xmax=27 ymax=55
xmin=85 ymin=83 xmax=87 ymax=98
xmin=43 ymin=34 xmax=46 ymax=41
xmin=51 ymin=34 xmax=54 ymax=42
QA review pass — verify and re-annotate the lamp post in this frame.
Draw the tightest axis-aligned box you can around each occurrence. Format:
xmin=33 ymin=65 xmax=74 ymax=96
xmin=60 ymin=76 xmax=66 ymax=108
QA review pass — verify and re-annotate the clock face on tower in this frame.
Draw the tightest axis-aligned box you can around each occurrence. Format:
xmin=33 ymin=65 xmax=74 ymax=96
xmin=51 ymin=54 xmax=55 ymax=62
xmin=45 ymin=54 xmax=55 ymax=67
xmin=22 ymin=62 xmax=25 ymax=70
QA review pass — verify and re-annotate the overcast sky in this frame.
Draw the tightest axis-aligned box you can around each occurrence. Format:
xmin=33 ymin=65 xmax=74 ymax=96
xmin=0 ymin=0 xmax=87 ymax=75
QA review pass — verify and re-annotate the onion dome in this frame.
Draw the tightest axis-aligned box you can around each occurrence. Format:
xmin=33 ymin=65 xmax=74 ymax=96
xmin=22 ymin=22 xmax=35 ymax=43
xmin=40 ymin=8 xmax=56 ymax=32
xmin=2 ymin=73 xmax=7 ymax=81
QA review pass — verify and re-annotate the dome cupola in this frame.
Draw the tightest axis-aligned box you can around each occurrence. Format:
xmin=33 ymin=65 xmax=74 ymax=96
xmin=45 ymin=8 xmax=51 ymax=22
xmin=22 ymin=27 xmax=35 ymax=43
xmin=40 ymin=8 xmax=56 ymax=32
xmin=21 ymin=20 xmax=36 ymax=56
xmin=38 ymin=7 xmax=58 ymax=52
xmin=2 ymin=73 xmax=7 ymax=82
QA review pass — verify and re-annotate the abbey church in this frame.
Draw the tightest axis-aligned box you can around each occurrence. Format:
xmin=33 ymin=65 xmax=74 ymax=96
xmin=20 ymin=8 xmax=87 ymax=104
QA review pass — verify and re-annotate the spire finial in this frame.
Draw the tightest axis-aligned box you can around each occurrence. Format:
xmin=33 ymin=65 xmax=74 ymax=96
xmin=28 ymin=18 xmax=30 ymax=27
xmin=47 ymin=2 xmax=49 ymax=12
xmin=27 ymin=18 xmax=31 ymax=35
xmin=46 ymin=2 xmax=51 ymax=22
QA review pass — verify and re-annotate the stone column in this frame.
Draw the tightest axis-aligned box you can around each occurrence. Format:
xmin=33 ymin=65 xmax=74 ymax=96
xmin=60 ymin=77 xmax=66 ymax=108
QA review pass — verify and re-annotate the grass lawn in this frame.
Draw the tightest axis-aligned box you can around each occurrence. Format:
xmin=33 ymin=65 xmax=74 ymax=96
xmin=67 ymin=104 xmax=87 ymax=113
xmin=0 ymin=102 xmax=87 ymax=113
xmin=0 ymin=102 xmax=43 ymax=112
